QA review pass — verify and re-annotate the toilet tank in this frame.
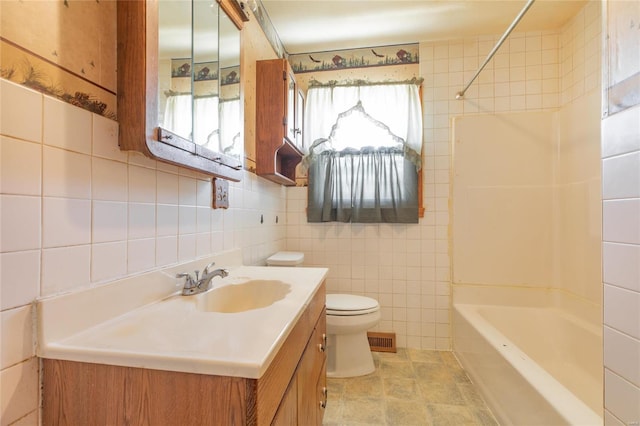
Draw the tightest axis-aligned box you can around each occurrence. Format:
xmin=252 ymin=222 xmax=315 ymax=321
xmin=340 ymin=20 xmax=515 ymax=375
xmin=266 ymin=251 xmax=304 ymax=267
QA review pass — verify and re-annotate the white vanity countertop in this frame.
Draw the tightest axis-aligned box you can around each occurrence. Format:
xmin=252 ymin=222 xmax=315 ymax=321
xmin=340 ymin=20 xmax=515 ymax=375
xmin=37 ymin=254 xmax=328 ymax=379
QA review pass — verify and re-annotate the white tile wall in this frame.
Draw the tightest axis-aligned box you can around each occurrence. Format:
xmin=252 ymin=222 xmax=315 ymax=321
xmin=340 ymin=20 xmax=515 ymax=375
xmin=605 ymin=369 xmax=640 ymax=425
xmin=41 ymin=245 xmax=92 ymax=295
xmin=0 ymin=358 xmax=38 ymax=426
xmin=0 ymin=78 xmax=287 ymax=424
xmin=42 ymin=146 xmax=92 ymax=198
xmin=603 ymin=242 xmax=640 ymax=293
xmin=0 ymin=195 xmax=41 ymax=252
xmin=92 ymin=157 xmax=128 ymax=201
xmin=602 ymin=152 xmax=640 ymax=200
xmin=0 ymin=251 xmax=40 ymax=310
xmin=603 ymin=100 xmax=640 ymax=424
xmin=601 ymin=2 xmax=640 ymax=419
xmin=1 ymin=305 xmax=34 ymax=369
xmin=0 ymin=79 xmax=42 ymax=143
xmin=605 ymin=327 xmax=640 ymax=388
xmin=0 ymin=136 xmax=41 ymax=195
xmin=42 ymin=198 xmax=92 ymax=248
xmin=43 ymin=96 xmax=93 ymax=154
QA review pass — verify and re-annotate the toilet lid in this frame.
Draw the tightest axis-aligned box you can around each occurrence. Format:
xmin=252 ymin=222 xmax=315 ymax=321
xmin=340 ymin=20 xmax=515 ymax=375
xmin=266 ymin=251 xmax=304 ymax=266
xmin=326 ymin=294 xmax=379 ymax=316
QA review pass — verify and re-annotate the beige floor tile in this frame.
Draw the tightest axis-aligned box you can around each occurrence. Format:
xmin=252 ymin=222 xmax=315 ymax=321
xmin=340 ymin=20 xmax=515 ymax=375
xmin=323 ymin=398 xmax=344 ymax=425
xmin=378 ymin=347 xmax=410 ymax=362
xmin=447 ymin=364 xmax=472 ymax=384
xmin=321 ymin=349 xmax=498 ymax=426
xmin=341 ymin=397 xmax=386 ymax=424
xmin=413 ymin=362 xmax=455 ymax=384
xmin=426 ymin=404 xmax=478 ymax=426
xmin=378 ymin=358 xmax=415 ymax=378
xmin=327 ymin=378 xmax=347 ymax=400
xmin=407 ymin=348 xmax=443 ymax=364
xmin=343 ymin=374 xmax=384 ymax=399
xmin=383 ymin=377 xmax=422 ymax=400
xmin=470 ymin=407 xmax=500 ymax=426
xmin=418 ymin=382 xmax=467 ymax=405
xmin=385 ymin=399 xmax=431 ymax=425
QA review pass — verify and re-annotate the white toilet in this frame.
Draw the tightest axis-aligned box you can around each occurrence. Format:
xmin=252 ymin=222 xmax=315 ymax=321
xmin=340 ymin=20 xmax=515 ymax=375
xmin=266 ymin=251 xmax=381 ymax=378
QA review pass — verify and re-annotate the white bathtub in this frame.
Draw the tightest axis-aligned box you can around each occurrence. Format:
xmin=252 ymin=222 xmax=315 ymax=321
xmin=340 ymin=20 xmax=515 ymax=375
xmin=453 ymin=298 xmax=603 ymax=425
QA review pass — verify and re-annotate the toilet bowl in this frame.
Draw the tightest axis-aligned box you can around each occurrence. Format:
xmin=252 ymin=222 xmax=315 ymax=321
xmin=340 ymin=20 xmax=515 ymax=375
xmin=266 ymin=251 xmax=381 ymax=378
xmin=325 ymin=293 xmax=380 ymax=378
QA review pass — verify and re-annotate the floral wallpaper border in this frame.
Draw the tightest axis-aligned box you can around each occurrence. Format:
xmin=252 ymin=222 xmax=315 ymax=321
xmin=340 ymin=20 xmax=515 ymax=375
xmin=1 ymin=38 xmax=116 ymax=119
xmin=0 ymin=0 xmax=116 ymax=119
xmin=289 ymin=44 xmax=419 ymax=74
xmin=252 ymin=0 xmax=286 ymax=59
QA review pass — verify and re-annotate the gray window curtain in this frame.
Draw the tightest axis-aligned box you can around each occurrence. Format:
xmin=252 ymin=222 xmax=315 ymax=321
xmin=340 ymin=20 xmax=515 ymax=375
xmin=303 ymin=82 xmax=422 ymax=224
xmin=307 ymin=147 xmax=418 ymax=223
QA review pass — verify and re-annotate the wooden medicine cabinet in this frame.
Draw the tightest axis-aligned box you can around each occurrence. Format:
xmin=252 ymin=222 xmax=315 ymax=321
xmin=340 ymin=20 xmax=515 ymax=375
xmin=256 ymin=58 xmax=305 ymax=186
xmin=117 ymin=0 xmax=248 ymax=181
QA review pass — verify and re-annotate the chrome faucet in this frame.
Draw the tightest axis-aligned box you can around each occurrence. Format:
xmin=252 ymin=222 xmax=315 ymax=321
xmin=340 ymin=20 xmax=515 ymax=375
xmin=176 ymin=261 xmax=229 ymax=296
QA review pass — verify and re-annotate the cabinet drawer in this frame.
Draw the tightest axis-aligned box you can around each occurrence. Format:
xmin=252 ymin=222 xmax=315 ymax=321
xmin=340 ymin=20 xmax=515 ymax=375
xmin=310 ymin=309 xmax=327 ymax=383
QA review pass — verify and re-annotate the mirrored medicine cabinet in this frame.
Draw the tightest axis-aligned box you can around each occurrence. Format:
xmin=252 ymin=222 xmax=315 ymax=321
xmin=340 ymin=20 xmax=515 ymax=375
xmin=117 ymin=0 xmax=248 ymax=181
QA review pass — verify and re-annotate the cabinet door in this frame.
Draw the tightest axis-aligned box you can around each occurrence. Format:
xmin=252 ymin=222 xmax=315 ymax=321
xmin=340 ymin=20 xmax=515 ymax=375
xmin=272 ymin=376 xmax=297 ymax=426
xmin=295 ymin=89 xmax=305 ymax=150
xmin=297 ymin=317 xmax=327 ymax=425
xmin=315 ymin=314 xmax=328 ymax=424
xmin=285 ymin=67 xmax=297 ymax=144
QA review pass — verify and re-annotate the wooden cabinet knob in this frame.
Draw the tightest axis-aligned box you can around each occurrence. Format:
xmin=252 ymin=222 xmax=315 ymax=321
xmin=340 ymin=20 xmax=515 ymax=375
xmin=319 ymin=387 xmax=328 ymax=409
xmin=318 ymin=333 xmax=327 ymax=352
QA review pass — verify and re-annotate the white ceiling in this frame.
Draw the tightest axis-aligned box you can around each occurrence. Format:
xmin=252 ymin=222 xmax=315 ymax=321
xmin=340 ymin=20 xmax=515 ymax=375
xmin=259 ymin=0 xmax=587 ymax=54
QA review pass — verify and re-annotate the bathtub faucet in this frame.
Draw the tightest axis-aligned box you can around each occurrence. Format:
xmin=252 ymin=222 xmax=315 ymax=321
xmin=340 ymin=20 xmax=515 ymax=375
xmin=176 ymin=261 xmax=229 ymax=296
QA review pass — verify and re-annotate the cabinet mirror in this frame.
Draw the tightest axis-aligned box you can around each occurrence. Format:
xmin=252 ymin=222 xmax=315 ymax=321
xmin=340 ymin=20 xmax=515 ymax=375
xmin=118 ymin=0 xmax=248 ymax=181
xmin=217 ymin=9 xmax=242 ymax=161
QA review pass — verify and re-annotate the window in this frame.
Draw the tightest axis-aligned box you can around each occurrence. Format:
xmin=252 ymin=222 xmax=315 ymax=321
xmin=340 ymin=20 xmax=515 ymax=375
xmin=303 ymin=81 xmax=423 ymax=223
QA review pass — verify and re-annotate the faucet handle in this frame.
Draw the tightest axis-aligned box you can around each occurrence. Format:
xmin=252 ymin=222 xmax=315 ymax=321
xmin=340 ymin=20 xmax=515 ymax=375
xmin=176 ymin=272 xmax=195 ymax=287
xmin=203 ymin=261 xmax=216 ymax=274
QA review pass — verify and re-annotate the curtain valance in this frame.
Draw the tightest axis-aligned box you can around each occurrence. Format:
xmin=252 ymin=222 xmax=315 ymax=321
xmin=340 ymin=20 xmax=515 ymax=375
xmin=302 ymin=82 xmax=422 ymax=170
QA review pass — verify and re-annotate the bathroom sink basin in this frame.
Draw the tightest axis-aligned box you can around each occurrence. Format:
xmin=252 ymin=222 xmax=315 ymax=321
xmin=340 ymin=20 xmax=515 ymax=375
xmin=196 ymin=280 xmax=291 ymax=313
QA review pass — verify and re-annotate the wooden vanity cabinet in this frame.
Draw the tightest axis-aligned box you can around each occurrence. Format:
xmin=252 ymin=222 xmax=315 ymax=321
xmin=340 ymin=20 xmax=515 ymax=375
xmin=294 ymin=317 xmax=328 ymax=425
xmin=273 ymin=308 xmax=327 ymax=425
xmin=256 ymin=58 xmax=304 ymax=186
xmin=42 ymin=283 xmax=326 ymax=426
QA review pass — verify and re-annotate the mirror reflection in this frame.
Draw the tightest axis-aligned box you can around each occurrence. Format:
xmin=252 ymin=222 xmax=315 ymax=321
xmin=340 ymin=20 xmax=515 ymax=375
xmin=193 ymin=0 xmax=220 ymax=150
xmin=157 ymin=0 xmax=242 ymax=162
xmin=158 ymin=0 xmax=193 ymax=142
xmin=218 ymin=10 xmax=242 ymax=160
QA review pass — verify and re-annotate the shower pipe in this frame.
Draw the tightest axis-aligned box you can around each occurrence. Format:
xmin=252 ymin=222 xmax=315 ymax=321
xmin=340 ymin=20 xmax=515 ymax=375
xmin=456 ymin=0 xmax=536 ymax=100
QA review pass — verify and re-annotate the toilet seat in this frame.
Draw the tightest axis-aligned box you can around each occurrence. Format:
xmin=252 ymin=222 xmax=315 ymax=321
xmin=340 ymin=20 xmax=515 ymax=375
xmin=326 ymin=294 xmax=380 ymax=316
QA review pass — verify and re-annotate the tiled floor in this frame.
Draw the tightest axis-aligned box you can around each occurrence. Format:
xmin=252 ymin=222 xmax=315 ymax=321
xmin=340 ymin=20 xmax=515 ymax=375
xmin=323 ymin=348 xmax=499 ymax=426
